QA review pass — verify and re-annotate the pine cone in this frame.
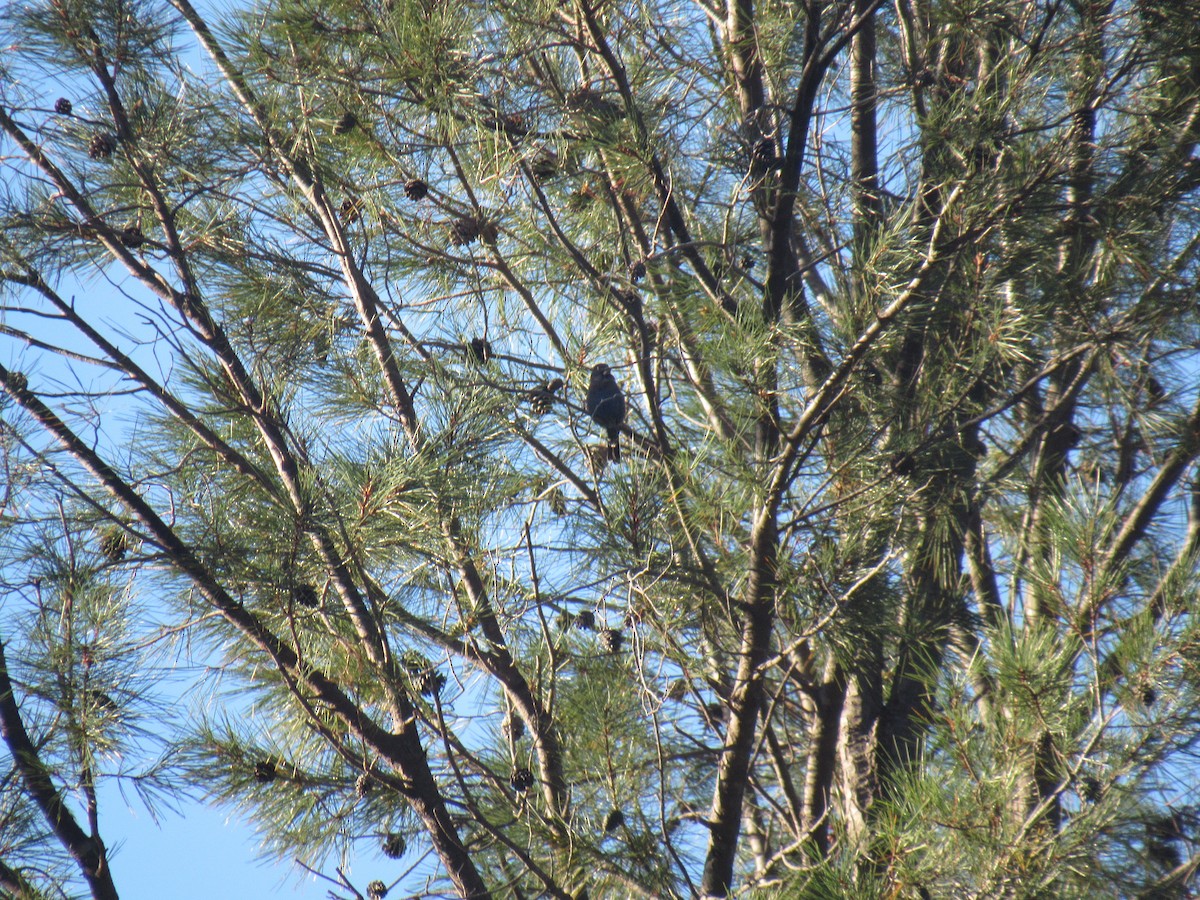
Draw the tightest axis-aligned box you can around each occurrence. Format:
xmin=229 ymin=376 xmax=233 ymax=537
xmin=253 ymin=759 xmax=277 ymax=783
xmin=448 ymin=216 xmax=480 ymax=246
xmin=501 ymin=111 xmax=527 ymax=136
xmin=628 ymin=259 xmax=646 ymax=283
xmin=355 ymin=773 xmax=373 ymax=798
xmin=403 ymin=653 xmax=430 ymax=676
xmin=418 ymin=670 xmax=446 ymax=697
xmin=501 ymin=712 xmax=525 ymax=741
xmin=291 ymin=584 xmax=320 ymax=608
xmin=404 ymin=178 xmax=428 ymax=200
xmin=567 ymin=185 xmax=595 ymax=211
xmin=510 ymin=767 xmax=534 ymax=792
xmin=1147 ymin=376 xmax=1165 ymax=405
xmin=99 ymin=526 xmax=130 ymax=561
xmin=88 ymin=132 xmax=116 ymax=159
xmin=585 ymin=443 xmax=610 ymax=473
xmin=889 ymin=451 xmax=916 ymax=476
xmin=367 ymin=880 xmax=387 ymax=900
xmin=599 ymin=627 xmax=624 ymax=654
xmin=466 ymin=337 xmax=492 ymax=364
xmin=529 ymin=377 xmax=563 ymax=414
xmin=604 ymin=809 xmax=625 ymax=832
xmin=340 ymin=197 xmax=361 ymax=223
xmin=565 ymin=87 xmax=620 ymax=120
xmin=333 ymin=111 xmax=358 ymax=134
xmin=84 ymin=689 xmax=118 ymax=713
xmin=750 ymin=137 xmax=777 ymax=174
xmin=54 ymin=97 xmax=73 ymax=115
xmin=381 ymin=832 xmax=406 ymax=859
xmin=120 ymin=225 xmax=144 ymax=249
xmin=531 ymin=148 xmax=559 ymax=182
xmin=574 ymin=610 xmax=596 ymax=631
xmin=7 ymin=371 xmax=28 ymax=392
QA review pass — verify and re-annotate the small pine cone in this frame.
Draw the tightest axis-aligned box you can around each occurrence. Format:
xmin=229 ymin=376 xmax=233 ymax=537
xmin=291 ymin=584 xmax=320 ymax=608
xmin=404 ymin=178 xmax=428 ymax=200
xmin=1057 ymin=421 xmax=1082 ymax=448
xmin=599 ymin=627 xmax=624 ymax=654
xmin=502 ymin=111 xmax=527 ymax=135
xmin=628 ymin=259 xmax=646 ymax=283
xmin=604 ymin=809 xmax=625 ymax=832
xmin=466 ymin=337 xmax=492 ymax=364
xmin=750 ymin=137 xmax=777 ymax=173
xmin=99 ymin=526 xmax=129 ymax=562
xmin=574 ymin=610 xmax=596 ymax=631
xmin=120 ymin=225 xmax=144 ymax=249
xmin=585 ymin=443 xmax=610 ymax=473
xmin=1142 ymin=687 xmax=1157 ymax=706
xmin=449 ymin=216 xmax=481 ymax=246
xmin=531 ymin=148 xmax=558 ymax=182
xmin=355 ymin=773 xmax=373 ymax=798
xmin=889 ymin=451 xmax=916 ymax=476
xmin=643 ymin=319 xmax=661 ymax=350
xmin=88 ymin=132 xmax=116 ymax=159
xmin=313 ymin=330 xmax=330 ymax=364
xmin=565 ymin=87 xmax=619 ymax=120
xmin=55 ymin=97 xmax=73 ymax=115
xmin=501 ymin=712 xmax=525 ymax=740
xmin=367 ymin=880 xmax=388 ymax=900
xmin=1147 ymin=376 xmax=1165 ymax=405
xmin=665 ymin=679 xmax=688 ymax=701
xmin=529 ymin=377 xmax=563 ymax=415
xmin=85 ymin=689 xmax=118 ymax=712
xmin=333 ymin=111 xmax=358 ymax=134
xmin=253 ymin=759 xmax=277 ymax=783
xmin=7 ymin=371 xmax=28 ymax=392
xmin=419 ymin=670 xmax=446 ymax=697
xmin=740 ymin=252 xmax=755 ymax=272
xmin=340 ymin=197 xmax=361 ymax=223
xmin=381 ymin=832 xmax=406 ymax=859
xmin=510 ymin=767 xmax=534 ymax=792
xmin=567 ymin=186 xmax=594 ymax=211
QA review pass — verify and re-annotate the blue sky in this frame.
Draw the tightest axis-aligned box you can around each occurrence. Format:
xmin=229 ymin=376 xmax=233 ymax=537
xmin=98 ymin=783 xmax=334 ymax=899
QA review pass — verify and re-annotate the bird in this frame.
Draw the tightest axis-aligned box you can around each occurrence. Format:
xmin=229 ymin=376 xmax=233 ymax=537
xmin=586 ymin=363 xmax=626 ymax=462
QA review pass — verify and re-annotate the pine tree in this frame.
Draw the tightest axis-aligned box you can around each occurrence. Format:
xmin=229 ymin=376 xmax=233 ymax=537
xmin=3 ymin=0 xmax=1200 ymax=897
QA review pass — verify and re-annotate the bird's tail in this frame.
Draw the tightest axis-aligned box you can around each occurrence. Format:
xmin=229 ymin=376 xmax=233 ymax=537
xmin=607 ymin=427 xmax=621 ymax=463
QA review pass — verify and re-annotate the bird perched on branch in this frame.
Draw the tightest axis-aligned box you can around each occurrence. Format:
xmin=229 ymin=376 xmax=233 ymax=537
xmin=586 ymin=363 xmax=626 ymax=462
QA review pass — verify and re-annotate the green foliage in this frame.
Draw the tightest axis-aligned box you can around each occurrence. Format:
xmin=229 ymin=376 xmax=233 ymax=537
xmin=3 ymin=0 xmax=1200 ymax=897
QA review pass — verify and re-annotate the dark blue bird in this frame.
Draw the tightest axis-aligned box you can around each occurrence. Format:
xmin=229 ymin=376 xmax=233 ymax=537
xmin=586 ymin=363 xmax=626 ymax=462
